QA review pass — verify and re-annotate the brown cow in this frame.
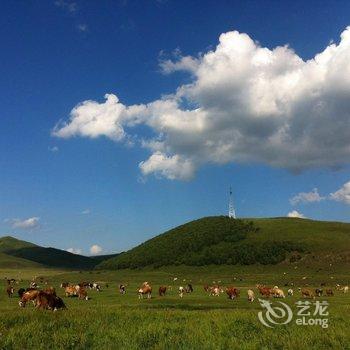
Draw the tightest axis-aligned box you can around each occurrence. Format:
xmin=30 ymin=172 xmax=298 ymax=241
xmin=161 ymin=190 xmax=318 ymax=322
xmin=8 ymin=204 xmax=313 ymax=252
xmin=65 ymin=286 xmax=78 ymax=297
xmin=203 ymin=284 xmax=210 ymax=292
xmin=78 ymin=288 xmax=89 ymax=300
xmin=36 ymin=291 xmax=66 ymax=311
xmin=138 ymin=282 xmax=152 ymax=299
xmin=226 ymin=287 xmax=240 ymax=299
xmin=6 ymin=286 xmax=14 ymax=298
xmin=326 ymin=289 xmax=334 ymax=296
xmin=257 ymin=284 xmax=272 ymax=297
xmin=19 ymin=289 xmax=40 ymax=307
xmin=159 ymin=286 xmax=167 ymax=296
xmin=299 ymin=288 xmax=315 ymax=299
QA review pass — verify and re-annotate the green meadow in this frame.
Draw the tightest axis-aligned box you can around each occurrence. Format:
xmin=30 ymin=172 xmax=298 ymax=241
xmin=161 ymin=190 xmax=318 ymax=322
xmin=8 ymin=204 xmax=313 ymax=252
xmin=0 ymin=266 xmax=349 ymax=350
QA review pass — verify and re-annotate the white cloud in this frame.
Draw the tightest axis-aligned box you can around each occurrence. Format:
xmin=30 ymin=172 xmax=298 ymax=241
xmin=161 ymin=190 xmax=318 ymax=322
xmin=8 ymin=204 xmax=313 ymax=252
xmin=54 ymin=0 xmax=77 ymax=13
xmin=48 ymin=146 xmax=59 ymax=152
xmin=53 ymin=27 xmax=350 ymax=180
xmin=81 ymin=209 xmax=91 ymax=215
xmin=90 ymin=244 xmax=102 ymax=255
xmin=330 ymin=181 xmax=350 ymax=204
xmin=11 ymin=217 xmax=40 ymax=229
xmin=67 ymin=247 xmax=83 ymax=255
xmin=77 ymin=24 xmax=88 ymax=32
xmin=287 ymin=210 xmax=307 ymax=219
xmin=290 ymin=188 xmax=325 ymax=205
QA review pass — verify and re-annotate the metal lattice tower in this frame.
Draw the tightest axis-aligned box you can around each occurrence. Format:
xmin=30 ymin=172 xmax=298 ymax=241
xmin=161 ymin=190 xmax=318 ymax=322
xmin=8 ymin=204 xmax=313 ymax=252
xmin=228 ymin=186 xmax=236 ymax=219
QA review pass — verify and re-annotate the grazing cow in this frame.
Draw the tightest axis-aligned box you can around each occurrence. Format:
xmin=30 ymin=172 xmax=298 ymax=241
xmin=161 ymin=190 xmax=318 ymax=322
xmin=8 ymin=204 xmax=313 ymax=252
xmin=256 ymin=285 xmax=271 ymax=297
xmin=159 ymin=286 xmax=167 ymax=296
xmin=119 ymin=284 xmax=126 ymax=294
xmin=92 ymin=283 xmax=101 ymax=291
xmin=65 ymin=286 xmax=78 ymax=297
xmin=6 ymin=286 xmax=14 ymax=298
xmin=247 ymin=289 xmax=255 ymax=302
xmin=179 ymin=286 xmax=185 ymax=298
xmin=78 ymin=288 xmax=89 ymax=300
xmin=226 ymin=287 xmax=240 ymax=300
xmin=326 ymin=289 xmax=334 ymax=296
xmin=299 ymin=288 xmax=315 ymax=299
xmin=29 ymin=281 xmax=37 ymax=289
xmin=315 ymin=288 xmax=323 ymax=297
xmin=19 ymin=289 xmax=40 ymax=307
xmin=185 ymin=284 xmax=193 ymax=293
xmin=138 ymin=282 xmax=152 ymax=299
xmin=36 ymin=291 xmax=66 ymax=311
xmin=272 ymin=287 xmax=285 ymax=298
xmin=336 ymin=284 xmax=349 ymax=293
xmin=209 ymin=286 xmax=220 ymax=296
xmin=203 ymin=284 xmax=210 ymax=292
xmin=287 ymin=289 xmax=294 ymax=296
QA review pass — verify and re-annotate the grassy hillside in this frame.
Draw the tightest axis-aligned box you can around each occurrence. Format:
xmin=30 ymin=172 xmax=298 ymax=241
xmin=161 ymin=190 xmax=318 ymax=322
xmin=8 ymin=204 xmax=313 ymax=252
xmin=0 ymin=236 xmax=98 ymax=269
xmin=0 ymin=235 xmax=37 ymax=252
xmin=0 ymin=252 xmax=43 ymax=269
xmin=97 ymin=216 xmax=350 ymax=270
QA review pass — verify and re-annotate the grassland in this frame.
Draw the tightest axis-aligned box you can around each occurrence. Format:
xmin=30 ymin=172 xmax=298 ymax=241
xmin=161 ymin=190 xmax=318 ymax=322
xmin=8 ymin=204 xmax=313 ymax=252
xmin=0 ymin=266 xmax=349 ymax=350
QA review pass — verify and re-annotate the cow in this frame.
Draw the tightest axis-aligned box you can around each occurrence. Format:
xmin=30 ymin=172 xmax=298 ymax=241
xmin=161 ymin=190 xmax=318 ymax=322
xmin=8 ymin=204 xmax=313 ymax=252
xmin=65 ymin=286 xmax=78 ymax=297
xmin=326 ymin=289 xmax=334 ymax=296
xmin=179 ymin=286 xmax=185 ymax=298
xmin=92 ymin=283 xmax=101 ymax=291
xmin=138 ymin=282 xmax=152 ymax=299
xmin=119 ymin=284 xmax=126 ymax=294
xmin=256 ymin=284 xmax=272 ymax=297
xmin=78 ymin=288 xmax=89 ymax=300
xmin=209 ymin=286 xmax=220 ymax=296
xmin=247 ymin=289 xmax=255 ymax=302
xmin=272 ymin=287 xmax=285 ymax=298
xmin=287 ymin=288 xmax=294 ymax=296
xmin=19 ymin=289 xmax=40 ymax=307
xmin=203 ymin=284 xmax=210 ymax=292
xmin=60 ymin=282 xmax=70 ymax=288
xmin=226 ymin=287 xmax=240 ymax=300
xmin=336 ymin=284 xmax=349 ymax=293
xmin=185 ymin=284 xmax=193 ymax=293
xmin=315 ymin=288 xmax=323 ymax=297
xmin=159 ymin=286 xmax=167 ymax=296
xmin=6 ymin=286 xmax=14 ymax=298
xmin=36 ymin=291 xmax=66 ymax=311
xmin=299 ymin=288 xmax=315 ymax=299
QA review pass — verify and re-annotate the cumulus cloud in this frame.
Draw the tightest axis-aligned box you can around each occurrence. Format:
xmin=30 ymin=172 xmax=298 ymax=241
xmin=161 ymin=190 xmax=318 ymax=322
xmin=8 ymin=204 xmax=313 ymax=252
xmin=11 ymin=217 xmax=40 ymax=229
xmin=330 ymin=181 xmax=350 ymax=204
xmin=90 ymin=244 xmax=102 ymax=255
xmin=290 ymin=188 xmax=325 ymax=205
xmin=287 ymin=210 xmax=307 ymax=219
xmin=67 ymin=247 xmax=83 ymax=255
xmin=53 ymin=27 xmax=350 ymax=180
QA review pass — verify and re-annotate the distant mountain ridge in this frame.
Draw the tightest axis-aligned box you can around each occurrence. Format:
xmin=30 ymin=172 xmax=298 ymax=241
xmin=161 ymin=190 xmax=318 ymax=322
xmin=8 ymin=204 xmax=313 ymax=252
xmin=0 ymin=236 xmax=112 ymax=269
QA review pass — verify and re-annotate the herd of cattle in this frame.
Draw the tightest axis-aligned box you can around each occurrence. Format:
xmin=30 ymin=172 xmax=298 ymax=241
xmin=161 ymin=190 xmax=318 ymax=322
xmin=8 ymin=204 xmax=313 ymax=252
xmin=4 ymin=277 xmax=349 ymax=312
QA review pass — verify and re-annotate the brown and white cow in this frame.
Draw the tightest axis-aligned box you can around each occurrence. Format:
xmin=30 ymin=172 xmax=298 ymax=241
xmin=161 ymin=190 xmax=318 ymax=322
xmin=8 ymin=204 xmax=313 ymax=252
xmin=138 ymin=282 xmax=152 ymax=299
xmin=19 ymin=289 xmax=40 ymax=307
xmin=36 ymin=291 xmax=66 ymax=311
xmin=256 ymin=284 xmax=272 ymax=297
xmin=299 ymin=288 xmax=315 ymax=299
xmin=226 ymin=287 xmax=240 ymax=299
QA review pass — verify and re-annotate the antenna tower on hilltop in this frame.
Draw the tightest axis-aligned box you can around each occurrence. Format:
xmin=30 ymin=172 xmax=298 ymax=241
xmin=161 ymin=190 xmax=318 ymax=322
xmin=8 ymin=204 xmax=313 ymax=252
xmin=228 ymin=186 xmax=236 ymax=219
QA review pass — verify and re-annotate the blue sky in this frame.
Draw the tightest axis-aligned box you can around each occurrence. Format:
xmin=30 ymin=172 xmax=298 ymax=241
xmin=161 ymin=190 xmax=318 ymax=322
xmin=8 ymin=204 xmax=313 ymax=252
xmin=1 ymin=0 xmax=350 ymax=255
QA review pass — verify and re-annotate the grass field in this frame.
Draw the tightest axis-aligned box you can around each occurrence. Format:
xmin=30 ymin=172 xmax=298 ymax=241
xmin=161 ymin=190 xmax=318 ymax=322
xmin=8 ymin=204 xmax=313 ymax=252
xmin=0 ymin=266 xmax=349 ymax=350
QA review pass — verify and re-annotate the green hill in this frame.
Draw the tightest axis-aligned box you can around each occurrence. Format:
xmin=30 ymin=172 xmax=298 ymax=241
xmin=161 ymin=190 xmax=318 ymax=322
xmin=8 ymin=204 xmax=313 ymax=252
xmin=0 ymin=236 xmax=98 ymax=269
xmin=96 ymin=216 xmax=350 ymax=270
xmin=0 ymin=252 xmax=44 ymax=269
